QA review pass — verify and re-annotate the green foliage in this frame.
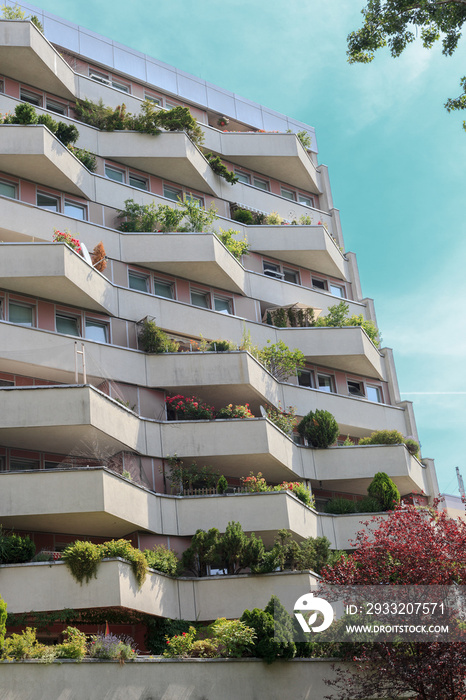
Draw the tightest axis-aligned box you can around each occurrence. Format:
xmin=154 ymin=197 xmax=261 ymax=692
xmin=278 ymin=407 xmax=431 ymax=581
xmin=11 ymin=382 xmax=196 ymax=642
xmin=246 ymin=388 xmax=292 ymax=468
xmin=180 ymin=195 xmax=217 ymax=232
xmin=298 ymin=409 xmax=340 ymax=448
xmin=138 ymin=318 xmax=179 ymax=353
xmin=145 ymin=617 xmax=193 ymax=655
xmin=100 ymin=539 xmax=147 ymax=587
xmin=325 ymin=498 xmax=357 ymax=514
xmin=273 ymin=481 xmax=314 ymax=507
xmin=217 ymin=227 xmax=249 ymax=259
xmin=207 ymin=338 xmax=236 ymax=352
xmin=55 ymin=121 xmax=79 ymax=147
xmin=232 ymin=208 xmax=254 ymax=225
xmin=265 ymin=211 xmax=283 ymax=225
xmin=166 ymin=455 xmax=220 ymax=493
xmin=296 ymin=130 xmax=312 ymax=149
xmin=241 ymin=471 xmax=270 ymax=492
xmin=3 ymin=102 xmax=81 ymax=150
xmin=1 ymin=2 xmax=26 ymax=19
xmin=265 ymin=403 xmax=298 ymax=436
xmin=55 ymin=627 xmax=87 ymax=659
xmin=368 ymin=472 xmax=401 ymax=510
xmin=257 ymin=340 xmax=305 ymax=381
xmin=89 ymin=632 xmax=137 ymax=660
xmin=68 ymin=146 xmax=97 ymax=172
xmin=358 ymin=429 xmax=405 ymax=446
xmin=217 ymin=475 xmax=229 ymax=494
xmin=37 ymin=112 xmax=58 ymax=133
xmin=4 ymin=101 xmax=38 ymax=124
xmin=205 ymin=153 xmax=239 ymax=183
xmin=209 ymin=618 xmax=256 ymax=657
xmin=163 ymin=626 xmax=196 ymax=657
xmin=342 ymin=435 xmax=355 ymax=445
xmin=190 ymin=638 xmax=220 ymax=657
xmin=0 ymin=595 xmax=6 ymax=650
xmin=144 ymin=544 xmax=179 ymax=576
xmin=3 ymin=627 xmax=56 ymax=662
xmin=181 ymin=528 xmax=221 ymax=577
xmin=445 ymin=75 xmax=466 ymax=131
xmin=154 ymin=105 xmax=204 ymax=146
xmin=358 ymin=495 xmax=384 ymax=512
xmin=315 ymin=301 xmax=380 ymax=346
xmin=117 ymin=198 xmax=183 ymax=232
xmin=62 ymin=540 xmax=103 ymax=584
xmin=74 ymin=98 xmax=123 ymax=130
xmin=29 ymin=15 xmax=43 ymax=32
xmin=0 ymin=531 xmax=35 ymax=564
xmin=241 ymin=595 xmax=296 ymax=664
xmin=257 ymin=530 xmax=333 ymax=574
xmin=216 ymin=521 xmax=265 ymax=575
xmin=404 ymin=438 xmax=420 ymax=457
xmin=216 ymin=403 xmax=254 ymax=419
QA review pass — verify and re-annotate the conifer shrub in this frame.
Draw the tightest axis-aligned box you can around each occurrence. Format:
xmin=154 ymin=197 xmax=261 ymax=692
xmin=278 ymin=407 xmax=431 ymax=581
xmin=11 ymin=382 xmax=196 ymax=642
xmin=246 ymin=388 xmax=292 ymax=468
xmin=0 ymin=531 xmax=35 ymax=564
xmin=367 ymin=472 xmax=400 ymax=511
xmin=297 ymin=409 xmax=339 ymax=448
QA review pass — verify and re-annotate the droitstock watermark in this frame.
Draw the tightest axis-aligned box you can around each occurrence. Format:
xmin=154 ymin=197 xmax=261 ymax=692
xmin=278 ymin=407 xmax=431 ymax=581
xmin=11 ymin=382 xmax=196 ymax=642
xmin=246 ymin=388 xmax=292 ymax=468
xmin=279 ymin=585 xmax=466 ymax=642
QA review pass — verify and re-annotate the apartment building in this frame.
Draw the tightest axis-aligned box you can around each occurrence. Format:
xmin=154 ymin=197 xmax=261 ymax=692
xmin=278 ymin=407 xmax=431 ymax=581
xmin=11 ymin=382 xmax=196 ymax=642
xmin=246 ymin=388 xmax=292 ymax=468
xmin=0 ymin=9 xmax=439 ymax=649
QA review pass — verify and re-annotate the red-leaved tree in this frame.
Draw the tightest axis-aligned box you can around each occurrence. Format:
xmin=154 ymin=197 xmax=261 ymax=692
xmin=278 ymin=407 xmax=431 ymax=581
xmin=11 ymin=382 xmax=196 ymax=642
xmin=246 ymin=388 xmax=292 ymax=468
xmin=323 ymin=504 xmax=466 ymax=699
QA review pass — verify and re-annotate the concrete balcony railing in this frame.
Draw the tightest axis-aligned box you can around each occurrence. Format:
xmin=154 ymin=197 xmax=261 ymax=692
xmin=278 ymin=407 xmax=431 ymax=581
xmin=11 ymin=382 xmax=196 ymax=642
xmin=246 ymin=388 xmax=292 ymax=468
xmin=246 ymin=224 xmax=347 ymax=279
xmin=0 ymin=328 xmax=396 ymax=432
xmin=1 ymin=558 xmax=318 ymax=621
xmin=0 ymin=125 xmax=95 ymax=198
xmin=201 ymin=128 xmax=320 ymax=193
xmin=0 ymin=466 xmax=387 ymax=548
xmin=0 ymin=242 xmax=117 ymax=314
xmin=120 ymin=232 xmax=247 ymax=294
xmin=0 ymin=385 xmax=430 ymax=496
xmin=0 ymin=20 xmax=76 ymax=99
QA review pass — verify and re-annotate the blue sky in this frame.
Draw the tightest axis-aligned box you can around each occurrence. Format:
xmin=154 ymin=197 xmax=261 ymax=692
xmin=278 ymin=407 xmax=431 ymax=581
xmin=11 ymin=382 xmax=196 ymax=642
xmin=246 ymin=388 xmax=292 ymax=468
xmin=19 ymin=1 xmax=466 ymax=494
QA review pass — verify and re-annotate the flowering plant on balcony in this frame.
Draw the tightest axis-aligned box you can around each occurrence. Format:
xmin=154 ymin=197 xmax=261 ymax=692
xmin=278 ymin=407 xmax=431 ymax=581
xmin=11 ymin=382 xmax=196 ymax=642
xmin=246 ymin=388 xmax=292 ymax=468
xmin=53 ymin=229 xmax=82 ymax=254
xmin=240 ymin=471 xmax=270 ymax=492
xmin=265 ymin=403 xmax=298 ymax=436
xmin=216 ymin=403 xmax=254 ymax=420
xmin=273 ymin=481 xmax=314 ymax=507
xmin=165 ymin=394 xmax=215 ymax=420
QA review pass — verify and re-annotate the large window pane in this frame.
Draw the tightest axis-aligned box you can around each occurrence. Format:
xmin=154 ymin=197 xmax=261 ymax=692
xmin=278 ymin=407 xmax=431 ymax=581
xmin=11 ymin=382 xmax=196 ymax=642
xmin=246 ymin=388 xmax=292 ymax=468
xmin=129 ymin=272 xmax=149 ymax=292
xmin=10 ymin=458 xmax=40 ymax=471
xmin=85 ymin=320 xmax=108 ymax=343
xmin=163 ymin=185 xmax=182 ymax=202
xmin=105 ymin=166 xmax=125 ymax=183
xmin=64 ymin=201 xmax=87 ymax=220
xmin=0 ymin=181 xmax=16 ymax=198
xmin=317 ymin=374 xmax=334 ymax=393
xmin=154 ymin=280 xmax=173 ymax=299
xmin=9 ymin=303 xmax=33 ymax=326
xmin=191 ymin=291 xmax=209 ymax=308
xmin=56 ymin=314 xmax=80 ymax=336
xmin=37 ymin=193 xmax=59 ymax=211
xmin=214 ymin=297 xmax=232 ymax=314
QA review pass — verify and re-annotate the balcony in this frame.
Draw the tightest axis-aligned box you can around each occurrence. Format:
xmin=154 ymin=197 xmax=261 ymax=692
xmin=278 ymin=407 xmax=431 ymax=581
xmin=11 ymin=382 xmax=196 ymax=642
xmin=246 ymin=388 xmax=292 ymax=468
xmin=0 ymin=125 xmax=94 ymax=198
xmin=202 ymin=128 xmax=320 ymax=193
xmin=0 ymin=20 xmax=76 ymax=99
xmin=247 ymin=224 xmax=347 ymax=279
xmin=97 ymin=130 xmax=220 ymax=195
xmin=120 ymin=232 xmax=247 ymax=294
xmin=0 ymin=242 xmax=117 ymax=314
xmin=0 ymin=384 xmax=144 ymax=456
xmin=1 ymin=559 xmax=317 ymax=621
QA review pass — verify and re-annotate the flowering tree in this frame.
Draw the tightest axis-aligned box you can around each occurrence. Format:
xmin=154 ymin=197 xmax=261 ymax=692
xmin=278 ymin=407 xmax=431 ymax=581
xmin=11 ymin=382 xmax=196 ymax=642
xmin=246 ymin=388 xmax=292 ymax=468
xmin=323 ymin=504 xmax=466 ymax=699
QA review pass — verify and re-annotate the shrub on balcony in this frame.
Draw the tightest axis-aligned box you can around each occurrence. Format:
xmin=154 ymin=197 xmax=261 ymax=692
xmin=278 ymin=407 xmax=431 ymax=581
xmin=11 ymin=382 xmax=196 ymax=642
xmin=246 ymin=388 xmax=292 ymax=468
xmin=241 ymin=471 xmax=270 ymax=492
xmin=138 ymin=318 xmax=179 ymax=353
xmin=89 ymin=632 xmax=137 ymax=661
xmin=265 ymin=211 xmax=283 ymax=225
xmin=144 ymin=544 xmax=180 ymax=576
xmin=0 ymin=595 xmax=6 ymax=650
xmin=232 ymin=208 xmax=255 ymax=225
xmin=217 ymin=475 xmax=229 ymax=494
xmin=55 ymin=627 xmax=88 ymax=660
xmin=217 ymin=227 xmax=250 ymax=259
xmin=368 ymin=472 xmax=400 ymax=511
xmin=265 ymin=402 xmax=298 ymax=436
xmin=358 ymin=430 xmax=419 ymax=457
xmin=315 ymin=301 xmax=381 ymax=347
xmin=325 ymin=498 xmax=357 ymax=514
xmin=273 ymin=481 xmax=314 ymax=507
xmin=256 ymin=340 xmax=305 ymax=381
xmin=166 ymin=455 xmax=220 ymax=493
xmin=181 ymin=527 xmax=221 ymax=577
xmin=209 ymin=618 xmax=256 ymax=657
xmin=241 ymin=595 xmax=296 ymax=664
xmin=205 ymin=153 xmax=239 ymax=184
xmin=357 ymin=495 xmax=385 ymax=513
xmin=2 ymin=627 xmax=57 ymax=662
xmin=62 ymin=539 xmax=148 ymax=588
xmin=0 ymin=531 xmax=35 ymax=564
xmin=68 ymin=146 xmax=97 ymax=171
xmin=216 ymin=403 xmax=254 ymax=419
xmin=145 ymin=617 xmax=194 ymax=654
xmin=165 ymin=394 xmax=215 ymax=420
xmin=297 ymin=409 xmax=340 ymax=448
xmin=163 ymin=625 xmax=197 ymax=657
xmin=207 ymin=338 xmax=237 ymax=352
xmin=3 ymin=103 xmax=80 ymax=148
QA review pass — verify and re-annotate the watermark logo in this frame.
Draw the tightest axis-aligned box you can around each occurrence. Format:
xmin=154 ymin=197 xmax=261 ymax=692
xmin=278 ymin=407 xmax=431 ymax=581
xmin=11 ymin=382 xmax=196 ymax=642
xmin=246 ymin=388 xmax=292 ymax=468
xmin=294 ymin=592 xmax=334 ymax=633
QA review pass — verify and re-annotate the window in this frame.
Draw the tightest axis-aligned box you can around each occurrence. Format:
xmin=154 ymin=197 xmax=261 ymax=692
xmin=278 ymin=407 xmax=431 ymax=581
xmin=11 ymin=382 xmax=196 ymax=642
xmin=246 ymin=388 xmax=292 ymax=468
xmin=0 ymin=79 xmax=4 ymax=93
xmin=281 ymin=187 xmax=296 ymax=201
xmin=347 ymin=380 xmax=364 ymax=398
xmin=64 ymin=200 xmax=87 ymax=220
xmin=20 ymin=88 xmax=42 ymax=106
xmin=298 ymin=370 xmax=314 ymax=388
xmin=298 ymin=193 xmax=314 ymax=207
xmin=9 ymin=302 xmax=34 ymax=326
xmin=191 ymin=290 xmax=210 ymax=309
xmin=46 ymin=98 xmax=67 ymax=115
xmin=165 ymin=101 xmax=179 ymax=109
xmin=0 ymin=457 xmax=5 ymax=472
xmin=283 ymin=268 xmax=299 ymax=284
xmin=112 ymin=79 xmax=130 ymax=94
xmin=329 ymin=284 xmax=345 ymax=298
xmin=163 ymin=185 xmax=182 ymax=202
xmin=154 ymin=279 xmax=174 ymax=299
xmin=187 ymin=193 xmax=204 ymax=207
xmin=253 ymin=176 xmax=269 ymax=191
xmin=145 ymin=93 xmax=162 ymax=106
xmin=263 ymin=262 xmax=284 ymax=279
xmin=37 ymin=193 xmax=59 ymax=212
xmin=129 ymin=272 xmax=150 ymax=293
xmin=214 ymin=296 xmax=232 ymax=314
xmin=90 ymin=70 xmax=110 ymax=85
xmin=317 ymin=374 xmax=334 ymax=393
xmin=85 ymin=320 xmax=108 ymax=343
xmin=0 ymin=180 xmax=16 ymax=199
xmin=105 ymin=165 xmax=125 ymax=183
xmin=56 ymin=314 xmax=80 ymax=337
xmin=235 ymin=170 xmax=251 ymax=185
xmin=312 ymin=277 xmax=327 ymax=291
xmin=129 ymin=174 xmax=148 ymax=190
xmin=0 ymin=379 xmax=14 ymax=387
xmin=367 ymin=385 xmax=382 ymax=403
xmin=9 ymin=458 xmax=40 ymax=472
